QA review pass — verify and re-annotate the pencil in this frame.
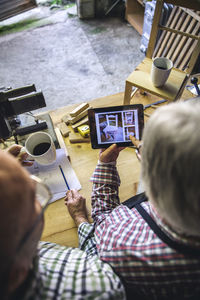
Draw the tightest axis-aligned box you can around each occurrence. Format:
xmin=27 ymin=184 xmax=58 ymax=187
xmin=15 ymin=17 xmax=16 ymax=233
xmin=59 ymin=165 xmax=70 ymax=190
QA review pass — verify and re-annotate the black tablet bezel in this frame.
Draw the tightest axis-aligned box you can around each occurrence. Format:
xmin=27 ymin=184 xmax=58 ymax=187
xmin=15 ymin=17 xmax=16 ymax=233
xmin=88 ymin=104 xmax=144 ymax=149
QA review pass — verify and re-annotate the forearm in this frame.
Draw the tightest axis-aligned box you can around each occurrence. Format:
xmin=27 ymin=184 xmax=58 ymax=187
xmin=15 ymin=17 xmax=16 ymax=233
xmin=78 ymin=222 xmax=98 ymax=257
xmin=90 ymin=162 xmax=121 ymax=224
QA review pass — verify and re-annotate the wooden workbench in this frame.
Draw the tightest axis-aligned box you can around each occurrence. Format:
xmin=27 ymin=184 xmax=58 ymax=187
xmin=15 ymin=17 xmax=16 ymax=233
xmin=41 ymin=89 xmax=194 ymax=247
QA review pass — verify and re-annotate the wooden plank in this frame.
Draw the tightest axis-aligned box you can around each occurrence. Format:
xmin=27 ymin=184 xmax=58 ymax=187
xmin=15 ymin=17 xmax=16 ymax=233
xmin=69 ymin=102 xmax=89 ymax=117
xmin=54 ymin=127 xmax=70 ymax=159
xmin=126 ymin=13 xmax=144 ymax=35
xmin=58 ymin=122 xmax=71 ymax=137
xmin=71 ymin=116 xmax=89 ymax=132
xmin=125 ymin=0 xmax=144 ymax=35
xmin=70 ymin=107 xmax=90 ymax=125
xmin=69 ymin=132 xmax=90 ymax=143
xmin=158 ymin=25 xmax=200 ymax=40
xmin=61 ymin=114 xmax=72 ymax=125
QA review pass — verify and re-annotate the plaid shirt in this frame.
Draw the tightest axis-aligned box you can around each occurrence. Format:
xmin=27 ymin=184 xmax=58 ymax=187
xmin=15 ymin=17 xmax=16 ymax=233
xmin=91 ymin=162 xmax=200 ymax=299
xmin=13 ymin=223 xmax=125 ymax=300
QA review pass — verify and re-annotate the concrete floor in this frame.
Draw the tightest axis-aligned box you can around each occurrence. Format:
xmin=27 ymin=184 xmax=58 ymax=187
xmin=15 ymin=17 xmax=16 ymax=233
xmin=0 ymin=3 xmax=144 ymax=112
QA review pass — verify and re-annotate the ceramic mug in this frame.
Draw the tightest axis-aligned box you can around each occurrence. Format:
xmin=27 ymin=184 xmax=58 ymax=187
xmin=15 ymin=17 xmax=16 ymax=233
xmin=151 ymin=57 xmax=173 ymax=87
xmin=22 ymin=131 xmax=56 ymax=165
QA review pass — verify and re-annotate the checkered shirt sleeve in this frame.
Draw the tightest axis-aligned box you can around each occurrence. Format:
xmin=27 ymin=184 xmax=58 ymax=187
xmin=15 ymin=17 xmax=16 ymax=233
xmin=78 ymin=222 xmax=98 ymax=257
xmin=24 ymin=241 xmax=126 ymax=299
xmin=90 ymin=163 xmax=121 ymax=224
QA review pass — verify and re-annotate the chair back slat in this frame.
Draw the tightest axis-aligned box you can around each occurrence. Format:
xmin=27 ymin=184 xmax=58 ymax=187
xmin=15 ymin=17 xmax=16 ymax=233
xmin=163 ymin=9 xmax=187 ymax=58
xmin=171 ymin=17 xmax=196 ymax=67
xmin=153 ymin=5 xmax=200 ymax=74
xmin=180 ymin=39 xmax=200 ymax=73
xmin=166 ymin=14 xmax=191 ymax=60
xmin=154 ymin=6 xmax=180 ymax=58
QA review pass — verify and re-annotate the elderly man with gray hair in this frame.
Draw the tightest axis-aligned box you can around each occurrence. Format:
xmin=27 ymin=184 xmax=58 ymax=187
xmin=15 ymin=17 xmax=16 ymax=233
xmin=66 ymin=100 xmax=200 ymax=300
xmin=0 ymin=146 xmax=126 ymax=299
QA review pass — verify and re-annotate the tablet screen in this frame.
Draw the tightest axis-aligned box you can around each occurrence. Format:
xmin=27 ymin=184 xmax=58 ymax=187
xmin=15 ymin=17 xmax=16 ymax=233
xmin=88 ymin=104 xmax=144 ymax=149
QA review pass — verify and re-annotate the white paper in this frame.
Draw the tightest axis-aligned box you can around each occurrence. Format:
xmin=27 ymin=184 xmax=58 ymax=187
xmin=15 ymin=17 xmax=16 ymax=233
xmin=26 ymin=148 xmax=81 ymax=203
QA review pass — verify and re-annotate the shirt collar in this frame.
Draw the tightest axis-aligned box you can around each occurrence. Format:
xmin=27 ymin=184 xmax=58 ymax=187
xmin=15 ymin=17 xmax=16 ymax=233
xmin=149 ymin=202 xmax=200 ymax=247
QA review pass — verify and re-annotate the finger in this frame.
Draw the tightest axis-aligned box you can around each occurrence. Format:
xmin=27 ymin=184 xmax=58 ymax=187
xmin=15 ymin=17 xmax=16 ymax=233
xmin=65 ymin=190 xmax=79 ymax=202
xmin=19 ymin=152 xmax=28 ymax=161
xmin=7 ymin=144 xmax=22 ymax=155
xmin=129 ymin=135 xmax=141 ymax=148
xmin=99 ymin=148 xmax=106 ymax=155
xmin=116 ymin=146 xmax=126 ymax=152
xmin=70 ymin=189 xmax=78 ymax=197
xmin=65 ymin=190 xmax=72 ymax=201
xmin=103 ymin=144 xmax=117 ymax=156
xmin=22 ymin=161 xmax=34 ymax=166
xmin=71 ymin=190 xmax=85 ymax=201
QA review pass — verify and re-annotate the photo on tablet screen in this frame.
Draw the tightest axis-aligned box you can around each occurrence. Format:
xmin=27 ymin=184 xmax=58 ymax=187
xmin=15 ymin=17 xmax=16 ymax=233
xmin=88 ymin=105 xmax=144 ymax=149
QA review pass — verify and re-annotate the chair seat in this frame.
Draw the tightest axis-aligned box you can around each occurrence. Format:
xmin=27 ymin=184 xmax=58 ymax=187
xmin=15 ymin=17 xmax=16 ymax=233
xmin=125 ymin=58 xmax=188 ymax=103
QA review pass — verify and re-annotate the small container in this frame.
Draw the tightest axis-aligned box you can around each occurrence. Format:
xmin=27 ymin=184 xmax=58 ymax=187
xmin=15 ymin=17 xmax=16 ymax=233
xmin=78 ymin=124 xmax=90 ymax=137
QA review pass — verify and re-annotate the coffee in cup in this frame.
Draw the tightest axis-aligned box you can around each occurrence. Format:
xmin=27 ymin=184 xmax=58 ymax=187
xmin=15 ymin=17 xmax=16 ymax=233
xmin=23 ymin=131 xmax=56 ymax=165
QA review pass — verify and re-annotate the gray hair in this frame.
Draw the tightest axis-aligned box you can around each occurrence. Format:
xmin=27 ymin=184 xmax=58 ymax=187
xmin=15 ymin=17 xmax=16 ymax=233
xmin=141 ymin=99 xmax=200 ymax=237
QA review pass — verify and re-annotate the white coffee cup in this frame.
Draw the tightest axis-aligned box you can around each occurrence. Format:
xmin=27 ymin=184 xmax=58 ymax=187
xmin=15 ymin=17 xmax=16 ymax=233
xmin=151 ymin=57 xmax=173 ymax=87
xmin=23 ymin=131 xmax=56 ymax=165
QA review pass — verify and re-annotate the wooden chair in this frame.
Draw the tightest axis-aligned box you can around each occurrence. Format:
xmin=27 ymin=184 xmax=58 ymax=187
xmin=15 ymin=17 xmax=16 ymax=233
xmin=106 ymin=114 xmax=118 ymax=127
xmin=124 ymin=0 xmax=200 ymax=105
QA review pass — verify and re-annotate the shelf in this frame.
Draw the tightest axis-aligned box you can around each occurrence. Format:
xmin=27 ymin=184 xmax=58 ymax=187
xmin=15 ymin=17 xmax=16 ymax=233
xmin=125 ymin=0 xmax=145 ymax=35
xmin=126 ymin=12 xmax=144 ymax=35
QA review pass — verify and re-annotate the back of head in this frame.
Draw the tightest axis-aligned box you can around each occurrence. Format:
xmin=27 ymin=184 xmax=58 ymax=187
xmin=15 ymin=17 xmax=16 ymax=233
xmin=141 ymin=99 xmax=200 ymax=237
xmin=0 ymin=150 xmax=34 ymax=296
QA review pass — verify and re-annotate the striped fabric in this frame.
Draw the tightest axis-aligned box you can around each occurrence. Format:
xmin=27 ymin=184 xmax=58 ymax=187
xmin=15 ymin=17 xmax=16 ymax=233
xmin=91 ymin=163 xmax=200 ymax=299
xmin=16 ymin=223 xmax=125 ymax=300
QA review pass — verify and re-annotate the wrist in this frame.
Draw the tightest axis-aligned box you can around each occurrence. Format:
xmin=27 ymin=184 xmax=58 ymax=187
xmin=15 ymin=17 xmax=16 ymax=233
xmin=98 ymin=159 xmax=116 ymax=166
xmin=74 ymin=216 xmax=89 ymax=227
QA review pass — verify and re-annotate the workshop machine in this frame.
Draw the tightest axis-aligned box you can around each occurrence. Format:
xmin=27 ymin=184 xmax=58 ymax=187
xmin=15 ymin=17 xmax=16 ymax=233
xmin=0 ymin=84 xmax=58 ymax=147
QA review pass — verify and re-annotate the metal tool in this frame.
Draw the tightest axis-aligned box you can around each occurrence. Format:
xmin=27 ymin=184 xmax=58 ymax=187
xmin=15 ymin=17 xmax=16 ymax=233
xmin=144 ymin=99 xmax=168 ymax=110
xmin=190 ymin=77 xmax=200 ymax=96
xmin=0 ymin=84 xmax=46 ymax=140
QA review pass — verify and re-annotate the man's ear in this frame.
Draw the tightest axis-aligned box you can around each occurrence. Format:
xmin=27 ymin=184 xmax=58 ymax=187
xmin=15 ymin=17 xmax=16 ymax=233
xmin=8 ymin=263 xmax=29 ymax=294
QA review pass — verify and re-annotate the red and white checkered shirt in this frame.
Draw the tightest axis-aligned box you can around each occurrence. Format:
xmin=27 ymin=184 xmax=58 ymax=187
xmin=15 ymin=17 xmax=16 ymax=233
xmin=90 ymin=162 xmax=200 ymax=299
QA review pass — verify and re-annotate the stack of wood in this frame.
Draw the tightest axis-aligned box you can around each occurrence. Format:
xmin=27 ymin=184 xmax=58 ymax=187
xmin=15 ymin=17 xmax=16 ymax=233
xmin=58 ymin=102 xmax=91 ymax=143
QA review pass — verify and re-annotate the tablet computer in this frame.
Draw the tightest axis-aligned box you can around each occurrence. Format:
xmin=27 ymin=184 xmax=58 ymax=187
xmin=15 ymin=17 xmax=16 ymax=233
xmin=88 ymin=104 xmax=144 ymax=149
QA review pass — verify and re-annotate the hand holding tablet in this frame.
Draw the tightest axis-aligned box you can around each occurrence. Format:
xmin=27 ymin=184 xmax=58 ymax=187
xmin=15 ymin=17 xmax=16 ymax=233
xmin=88 ymin=104 xmax=144 ymax=149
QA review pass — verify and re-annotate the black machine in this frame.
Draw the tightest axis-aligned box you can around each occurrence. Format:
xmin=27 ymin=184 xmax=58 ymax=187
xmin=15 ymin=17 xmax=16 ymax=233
xmin=0 ymin=84 xmax=47 ymax=140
